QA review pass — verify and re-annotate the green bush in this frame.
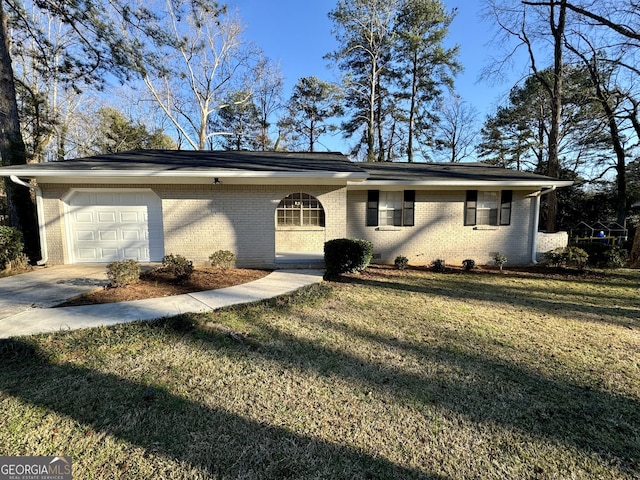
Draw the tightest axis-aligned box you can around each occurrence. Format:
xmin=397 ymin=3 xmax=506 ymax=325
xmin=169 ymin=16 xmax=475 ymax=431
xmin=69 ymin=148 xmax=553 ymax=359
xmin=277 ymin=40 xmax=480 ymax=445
xmin=106 ymin=259 xmax=141 ymax=287
xmin=0 ymin=226 xmax=24 ymax=270
xmin=576 ymin=242 xmax=608 ymax=266
xmin=162 ymin=254 xmax=194 ymax=281
xmin=567 ymin=246 xmax=589 ymax=269
xmin=209 ymin=250 xmax=236 ymax=270
xmin=324 ymin=238 xmax=373 ymax=279
xmin=603 ymin=245 xmax=628 ymax=268
xmin=462 ymin=259 xmax=476 ymax=271
xmin=394 ymin=255 xmax=409 ymax=270
xmin=431 ymin=259 xmax=446 ymax=273
xmin=576 ymin=243 xmax=626 ymax=268
xmin=492 ymin=252 xmax=507 ymax=271
xmin=544 ymin=246 xmax=588 ymax=269
xmin=543 ymin=248 xmax=566 ymax=268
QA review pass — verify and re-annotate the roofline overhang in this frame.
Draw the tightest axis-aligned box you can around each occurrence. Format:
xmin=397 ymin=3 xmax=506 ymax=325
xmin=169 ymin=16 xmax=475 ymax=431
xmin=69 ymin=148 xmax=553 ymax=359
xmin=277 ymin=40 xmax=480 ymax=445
xmin=347 ymin=180 xmax=574 ymax=189
xmin=0 ymin=169 xmax=369 ymax=185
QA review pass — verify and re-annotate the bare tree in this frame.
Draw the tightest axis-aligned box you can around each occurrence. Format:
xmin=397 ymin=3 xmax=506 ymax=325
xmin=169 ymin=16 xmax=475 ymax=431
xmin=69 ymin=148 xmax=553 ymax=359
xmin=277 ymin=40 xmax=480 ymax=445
xmin=134 ymin=2 xmax=260 ymax=150
xmin=485 ymin=0 xmax=568 ymax=231
xmin=430 ymin=94 xmax=479 ymax=162
xmin=252 ymin=56 xmax=284 ymax=150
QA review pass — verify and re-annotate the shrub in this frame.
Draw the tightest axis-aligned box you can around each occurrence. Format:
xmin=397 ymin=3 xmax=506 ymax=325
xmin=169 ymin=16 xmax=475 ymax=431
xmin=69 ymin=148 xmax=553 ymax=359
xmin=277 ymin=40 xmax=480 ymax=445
xmin=576 ymin=242 xmax=608 ymax=266
xmin=11 ymin=253 xmax=31 ymax=272
xmin=394 ymin=255 xmax=409 ymax=270
xmin=431 ymin=259 xmax=446 ymax=273
xmin=566 ymin=246 xmax=589 ymax=269
xmin=577 ymin=243 xmax=626 ymax=268
xmin=462 ymin=259 xmax=476 ymax=271
xmin=492 ymin=252 xmax=507 ymax=271
xmin=543 ymin=248 xmax=566 ymax=268
xmin=0 ymin=226 xmax=24 ymax=270
xmin=162 ymin=254 xmax=194 ymax=281
xmin=106 ymin=259 xmax=140 ymax=287
xmin=209 ymin=250 xmax=236 ymax=270
xmin=544 ymin=246 xmax=589 ymax=269
xmin=603 ymin=245 xmax=628 ymax=268
xmin=324 ymin=238 xmax=373 ymax=279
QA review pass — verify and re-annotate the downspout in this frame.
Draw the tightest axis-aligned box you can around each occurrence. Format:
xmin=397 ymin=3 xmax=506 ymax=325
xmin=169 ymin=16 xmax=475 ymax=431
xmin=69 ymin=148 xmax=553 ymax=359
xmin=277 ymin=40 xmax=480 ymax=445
xmin=529 ymin=185 xmax=556 ymax=264
xmin=10 ymin=175 xmax=48 ymax=265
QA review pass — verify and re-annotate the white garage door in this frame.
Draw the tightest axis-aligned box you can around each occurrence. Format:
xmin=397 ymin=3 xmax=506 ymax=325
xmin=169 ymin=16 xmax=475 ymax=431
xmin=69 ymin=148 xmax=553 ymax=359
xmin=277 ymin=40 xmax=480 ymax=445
xmin=66 ymin=191 xmax=163 ymax=263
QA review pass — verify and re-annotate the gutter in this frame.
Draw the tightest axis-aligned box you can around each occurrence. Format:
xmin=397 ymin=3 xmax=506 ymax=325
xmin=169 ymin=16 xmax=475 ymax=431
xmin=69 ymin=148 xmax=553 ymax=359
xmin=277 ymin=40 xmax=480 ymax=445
xmin=10 ymin=175 xmax=47 ymax=265
xmin=529 ymin=186 xmax=556 ymax=264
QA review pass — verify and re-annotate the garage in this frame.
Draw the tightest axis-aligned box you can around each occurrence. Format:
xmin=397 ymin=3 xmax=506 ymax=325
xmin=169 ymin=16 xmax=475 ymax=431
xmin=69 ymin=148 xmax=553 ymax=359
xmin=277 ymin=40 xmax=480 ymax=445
xmin=65 ymin=190 xmax=164 ymax=263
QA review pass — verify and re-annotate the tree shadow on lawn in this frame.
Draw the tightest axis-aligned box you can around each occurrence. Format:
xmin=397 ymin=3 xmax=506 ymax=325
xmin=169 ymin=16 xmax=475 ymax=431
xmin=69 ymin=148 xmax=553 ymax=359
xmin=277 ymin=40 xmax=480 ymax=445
xmin=343 ymin=271 xmax=640 ymax=329
xmin=0 ymin=337 xmax=447 ymax=480
xmin=237 ymin=313 xmax=640 ymax=476
xmin=1 ymin=303 xmax=639 ymax=477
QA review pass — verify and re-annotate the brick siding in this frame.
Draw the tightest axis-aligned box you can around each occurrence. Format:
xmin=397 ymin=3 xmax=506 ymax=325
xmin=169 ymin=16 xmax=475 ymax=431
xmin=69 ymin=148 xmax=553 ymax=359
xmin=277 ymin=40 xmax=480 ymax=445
xmin=347 ymin=189 xmax=539 ymax=266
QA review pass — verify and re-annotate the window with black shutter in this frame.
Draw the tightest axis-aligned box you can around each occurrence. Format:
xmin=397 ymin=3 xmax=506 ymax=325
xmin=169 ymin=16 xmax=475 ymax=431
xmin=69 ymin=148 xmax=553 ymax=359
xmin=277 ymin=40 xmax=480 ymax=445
xmin=367 ymin=190 xmax=415 ymax=227
xmin=465 ymin=190 xmax=512 ymax=226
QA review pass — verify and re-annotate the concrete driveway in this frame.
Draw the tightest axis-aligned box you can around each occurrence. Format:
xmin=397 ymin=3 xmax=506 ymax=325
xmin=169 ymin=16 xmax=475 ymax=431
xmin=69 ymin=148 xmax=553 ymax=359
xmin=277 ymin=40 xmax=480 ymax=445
xmin=0 ymin=265 xmax=109 ymax=320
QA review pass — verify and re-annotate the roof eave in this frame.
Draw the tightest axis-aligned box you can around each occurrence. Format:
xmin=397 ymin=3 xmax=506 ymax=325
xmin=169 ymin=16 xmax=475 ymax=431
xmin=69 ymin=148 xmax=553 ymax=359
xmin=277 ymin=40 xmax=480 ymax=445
xmin=347 ymin=179 xmax=574 ymax=189
xmin=1 ymin=169 xmax=369 ymax=185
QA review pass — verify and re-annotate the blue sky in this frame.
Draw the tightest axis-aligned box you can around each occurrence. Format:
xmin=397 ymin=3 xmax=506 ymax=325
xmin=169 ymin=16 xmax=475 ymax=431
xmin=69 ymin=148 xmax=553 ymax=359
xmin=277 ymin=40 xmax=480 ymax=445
xmin=228 ymin=0 xmax=526 ymax=153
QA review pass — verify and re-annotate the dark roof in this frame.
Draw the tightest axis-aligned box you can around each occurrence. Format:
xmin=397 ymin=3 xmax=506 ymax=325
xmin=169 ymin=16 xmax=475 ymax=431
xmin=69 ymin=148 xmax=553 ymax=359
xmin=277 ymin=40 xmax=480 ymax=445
xmin=0 ymin=150 xmax=572 ymax=187
xmin=11 ymin=150 xmax=364 ymax=174
xmin=359 ymin=161 xmax=564 ymax=183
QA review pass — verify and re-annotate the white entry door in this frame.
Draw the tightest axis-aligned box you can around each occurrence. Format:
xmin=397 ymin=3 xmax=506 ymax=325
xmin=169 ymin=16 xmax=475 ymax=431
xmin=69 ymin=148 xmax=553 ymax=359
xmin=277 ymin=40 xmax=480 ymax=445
xmin=66 ymin=191 xmax=163 ymax=263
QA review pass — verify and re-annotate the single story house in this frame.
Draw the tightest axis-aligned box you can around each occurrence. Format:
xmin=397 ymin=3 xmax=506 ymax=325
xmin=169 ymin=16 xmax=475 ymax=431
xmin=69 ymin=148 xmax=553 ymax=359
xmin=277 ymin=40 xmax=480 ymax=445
xmin=0 ymin=150 xmax=572 ymax=268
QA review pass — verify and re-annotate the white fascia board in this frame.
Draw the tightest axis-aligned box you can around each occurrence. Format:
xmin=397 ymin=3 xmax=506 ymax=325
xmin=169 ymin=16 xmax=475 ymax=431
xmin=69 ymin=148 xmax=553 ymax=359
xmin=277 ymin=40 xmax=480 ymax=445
xmin=347 ymin=180 xmax=574 ymax=190
xmin=1 ymin=169 xmax=369 ymax=185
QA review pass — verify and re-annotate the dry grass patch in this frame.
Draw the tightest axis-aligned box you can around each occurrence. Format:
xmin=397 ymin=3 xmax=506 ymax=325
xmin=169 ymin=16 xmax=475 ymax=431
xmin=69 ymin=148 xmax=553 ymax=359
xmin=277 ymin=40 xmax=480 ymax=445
xmin=0 ymin=267 xmax=638 ymax=479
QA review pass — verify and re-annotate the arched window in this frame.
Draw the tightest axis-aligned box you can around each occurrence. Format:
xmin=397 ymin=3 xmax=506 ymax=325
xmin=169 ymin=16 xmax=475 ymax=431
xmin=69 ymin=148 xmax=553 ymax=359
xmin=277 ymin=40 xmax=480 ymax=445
xmin=276 ymin=193 xmax=325 ymax=227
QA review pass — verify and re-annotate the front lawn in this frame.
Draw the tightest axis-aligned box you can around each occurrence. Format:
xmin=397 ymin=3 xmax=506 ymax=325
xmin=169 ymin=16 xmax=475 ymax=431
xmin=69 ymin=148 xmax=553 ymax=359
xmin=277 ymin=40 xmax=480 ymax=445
xmin=1 ymin=267 xmax=638 ymax=479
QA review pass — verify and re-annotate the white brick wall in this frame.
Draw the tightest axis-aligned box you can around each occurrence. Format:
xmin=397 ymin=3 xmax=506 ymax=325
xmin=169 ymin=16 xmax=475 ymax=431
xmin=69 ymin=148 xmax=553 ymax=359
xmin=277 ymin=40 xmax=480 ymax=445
xmin=347 ymin=189 xmax=538 ymax=266
xmin=39 ymin=183 xmax=541 ymax=267
xmin=40 ymin=183 xmax=348 ymax=267
xmin=536 ymin=231 xmax=569 ymax=260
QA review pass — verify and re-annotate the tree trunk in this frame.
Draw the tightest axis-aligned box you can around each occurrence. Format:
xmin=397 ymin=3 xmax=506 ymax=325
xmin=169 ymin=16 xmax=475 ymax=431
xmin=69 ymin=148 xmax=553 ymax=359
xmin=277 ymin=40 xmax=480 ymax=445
xmin=367 ymin=60 xmax=376 ymax=162
xmin=630 ymin=224 xmax=640 ymax=267
xmin=376 ymin=74 xmax=385 ymax=162
xmin=545 ymin=0 xmax=566 ymax=233
xmin=407 ymin=50 xmax=418 ymax=163
xmin=0 ymin=4 xmax=40 ymax=260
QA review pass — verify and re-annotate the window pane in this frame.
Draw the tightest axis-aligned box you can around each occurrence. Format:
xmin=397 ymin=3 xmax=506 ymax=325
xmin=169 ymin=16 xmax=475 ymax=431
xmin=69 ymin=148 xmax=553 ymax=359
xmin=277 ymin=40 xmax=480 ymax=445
xmin=277 ymin=193 xmax=325 ymax=227
xmin=477 ymin=191 xmax=498 ymax=225
xmin=379 ymin=191 xmax=402 ymax=226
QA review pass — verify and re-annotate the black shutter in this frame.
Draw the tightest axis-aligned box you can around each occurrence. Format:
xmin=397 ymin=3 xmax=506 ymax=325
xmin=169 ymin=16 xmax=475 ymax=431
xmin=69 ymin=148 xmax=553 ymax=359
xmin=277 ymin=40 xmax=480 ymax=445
xmin=465 ymin=190 xmax=477 ymax=226
xmin=500 ymin=190 xmax=512 ymax=225
xmin=367 ymin=190 xmax=379 ymax=227
xmin=403 ymin=190 xmax=415 ymax=226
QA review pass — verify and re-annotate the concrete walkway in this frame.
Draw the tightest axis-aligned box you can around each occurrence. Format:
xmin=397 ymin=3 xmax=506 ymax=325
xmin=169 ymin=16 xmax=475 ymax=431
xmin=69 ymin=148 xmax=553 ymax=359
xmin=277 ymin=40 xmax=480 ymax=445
xmin=0 ymin=269 xmax=324 ymax=339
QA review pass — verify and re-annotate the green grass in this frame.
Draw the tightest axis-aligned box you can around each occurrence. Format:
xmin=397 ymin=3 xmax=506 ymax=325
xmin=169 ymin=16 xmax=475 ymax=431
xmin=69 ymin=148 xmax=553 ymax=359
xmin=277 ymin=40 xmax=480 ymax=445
xmin=1 ymin=267 xmax=639 ymax=479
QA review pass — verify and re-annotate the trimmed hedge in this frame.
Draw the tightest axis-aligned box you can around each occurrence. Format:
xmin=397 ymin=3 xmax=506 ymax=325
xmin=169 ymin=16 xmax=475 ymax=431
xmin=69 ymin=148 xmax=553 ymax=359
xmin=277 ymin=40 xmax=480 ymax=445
xmin=106 ymin=259 xmax=141 ymax=287
xmin=209 ymin=250 xmax=236 ymax=270
xmin=324 ymin=238 xmax=373 ymax=279
xmin=162 ymin=254 xmax=194 ymax=281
